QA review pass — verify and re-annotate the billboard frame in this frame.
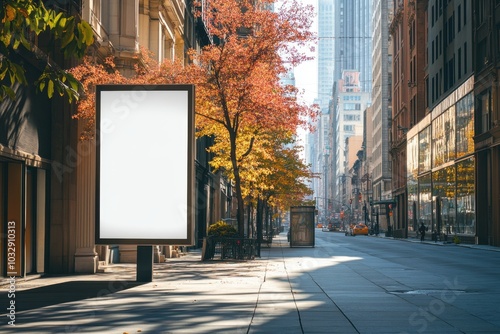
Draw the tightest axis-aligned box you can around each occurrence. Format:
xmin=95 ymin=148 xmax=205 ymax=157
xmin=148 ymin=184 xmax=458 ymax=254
xmin=95 ymin=84 xmax=195 ymax=245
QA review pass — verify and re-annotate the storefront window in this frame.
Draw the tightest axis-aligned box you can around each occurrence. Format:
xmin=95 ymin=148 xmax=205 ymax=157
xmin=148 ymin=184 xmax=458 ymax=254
xmin=432 ymin=107 xmax=456 ymax=167
xmin=407 ymin=135 xmax=419 ymax=231
xmin=408 ymin=135 xmax=419 ymax=178
xmin=408 ymin=179 xmax=418 ymax=232
xmin=432 ymin=166 xmax=456 ymax=235
xmin=418 ymin=174 xmax=432 ymax=229
xmin=418 ymin=126 xmax=431 ymax=173
xmin=456 ymin=158 xmax=475 ymax=234
xmin=456 ymin=93 xmax=474 ymax=158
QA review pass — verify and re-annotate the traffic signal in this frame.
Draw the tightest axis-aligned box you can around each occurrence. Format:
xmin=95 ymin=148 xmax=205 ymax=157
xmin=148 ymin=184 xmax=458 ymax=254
xmin=358 ymin=193 xmax=362 ymax=202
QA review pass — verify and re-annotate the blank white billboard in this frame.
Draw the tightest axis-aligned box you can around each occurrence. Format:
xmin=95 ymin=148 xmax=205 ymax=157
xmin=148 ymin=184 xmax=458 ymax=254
xmin=95 ymin=85 xmax=195 ymax=245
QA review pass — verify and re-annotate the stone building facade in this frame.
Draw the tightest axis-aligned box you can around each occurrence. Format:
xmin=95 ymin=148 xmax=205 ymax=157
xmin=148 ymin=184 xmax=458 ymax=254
xmin=0 ymin=0 xmax=232 ymax=278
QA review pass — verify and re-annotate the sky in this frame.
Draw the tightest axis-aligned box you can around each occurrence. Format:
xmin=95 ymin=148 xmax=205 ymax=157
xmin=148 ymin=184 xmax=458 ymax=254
xmin=289 ymin=0 xmax=318 ymax=155
xmin=293 ymin=0 xmax=318 ymax=106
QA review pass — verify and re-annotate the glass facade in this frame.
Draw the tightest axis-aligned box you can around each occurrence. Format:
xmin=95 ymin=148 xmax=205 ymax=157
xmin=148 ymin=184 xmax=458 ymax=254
xmin=407 ymin=92 xmax=475 ymax=236
xmin=432 ymin=165 xmax=456 ymax=234
xmin=418 ymin=174 xmax=432 ymax=228
xmin=456 ymin=158 xmax=475 ymax=234
xmin=456 ymin=93 xmax=474 ymax=158
xmin=418 ymin=126 xmax=431 ymax=173
xmin=432 ymin=106 xmax=456 ymax=166
xmin=407 ymin=135 xmax=418 ymax=231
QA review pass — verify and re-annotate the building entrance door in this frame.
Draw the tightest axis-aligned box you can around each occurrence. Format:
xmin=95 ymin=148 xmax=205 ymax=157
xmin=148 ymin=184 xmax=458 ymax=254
xmin=0 ymin=161 xmax=46 ymax=277
xmin=0 ymin=161 xmax=23 ymax=277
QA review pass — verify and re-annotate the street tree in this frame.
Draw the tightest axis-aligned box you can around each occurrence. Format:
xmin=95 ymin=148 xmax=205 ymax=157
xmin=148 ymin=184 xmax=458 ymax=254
xmin=246 ymin=131 xmax=315 ymax=245
xmin=69 ymin=0 xmax=317 ymax=237
xmin=70 ymin=56 xmax=128 ymax=139
xmin=70 ymin=49 xmax=189 ymax=139
xmin=0 ymin=0 xmax=94 ymax=102
xmin=191 ymin=0 xmax=317 ymax=235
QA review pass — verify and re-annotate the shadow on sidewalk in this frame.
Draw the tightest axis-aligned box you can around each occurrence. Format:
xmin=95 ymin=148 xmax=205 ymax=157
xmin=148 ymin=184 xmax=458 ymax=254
xmin=2 ymin=281 xmax=145 ymax=313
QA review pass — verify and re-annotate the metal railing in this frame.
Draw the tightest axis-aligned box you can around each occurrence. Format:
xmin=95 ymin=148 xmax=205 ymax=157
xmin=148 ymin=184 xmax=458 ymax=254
xmin=202 ymin=237 xmax=257 ymax=261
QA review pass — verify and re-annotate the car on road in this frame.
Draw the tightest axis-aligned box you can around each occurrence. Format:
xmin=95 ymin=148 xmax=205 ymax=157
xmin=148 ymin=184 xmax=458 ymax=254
xmin=346 ymin=223 xmax=369 ymax=236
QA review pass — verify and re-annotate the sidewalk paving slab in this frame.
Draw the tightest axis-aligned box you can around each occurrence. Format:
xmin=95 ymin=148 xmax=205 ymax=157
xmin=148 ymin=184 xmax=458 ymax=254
xmin=1 ymin=233 xmax=500 ymax=333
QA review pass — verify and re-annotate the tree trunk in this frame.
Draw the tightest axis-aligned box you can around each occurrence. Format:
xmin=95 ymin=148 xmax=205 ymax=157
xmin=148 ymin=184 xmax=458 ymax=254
xmin=234 ymin=169 xmax=245 ymax=237
xmin=256 ymin=197 xmax=263 ymax=256
xmin=229 ymin=129 xmax=245 ymax=237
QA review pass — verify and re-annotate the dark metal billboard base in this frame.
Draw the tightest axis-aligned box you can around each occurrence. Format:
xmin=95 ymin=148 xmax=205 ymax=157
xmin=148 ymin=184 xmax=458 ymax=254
xmin=137 ymin=245 xmax=153 ymax=282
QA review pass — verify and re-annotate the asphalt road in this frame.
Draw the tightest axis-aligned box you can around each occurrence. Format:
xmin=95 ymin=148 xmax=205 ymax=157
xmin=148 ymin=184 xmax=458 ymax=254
xmin=309 ymin=230 xmax=500 ymax=333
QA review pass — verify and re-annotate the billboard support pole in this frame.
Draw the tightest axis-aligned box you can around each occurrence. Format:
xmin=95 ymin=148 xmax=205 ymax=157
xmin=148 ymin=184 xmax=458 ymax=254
xmin=137 ymin=246 xmax=153 ymax=282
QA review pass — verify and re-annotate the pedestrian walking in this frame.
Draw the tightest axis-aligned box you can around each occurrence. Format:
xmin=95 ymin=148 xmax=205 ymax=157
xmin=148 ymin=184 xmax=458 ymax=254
xmin=418 ymin=222 xmax=427 ymax=242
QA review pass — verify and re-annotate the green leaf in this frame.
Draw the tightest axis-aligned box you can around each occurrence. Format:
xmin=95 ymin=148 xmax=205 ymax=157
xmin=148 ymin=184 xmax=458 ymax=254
xmin=39 ymin=80 xmax=46 ymax=92
xmin=0 ymin=66 xmax=8 ymax=80
xmin=0 ymin=85 xmax=16 ymax=101
xmin=47 ymin=79 xmax=54 ymax=98
xmin=56 ymin=81 xmax=64 ymax=96
xmin=60 ymin=30 xmax=74 ymax=48
xmin=12 ymin=38 xmax=21 ymax=50
xmin=53 ymin=11 xmax=64 ymax=27
xmin=0 ymin=32 xmax=12 ymax=47
xmin=9 ymin=71 xmax=16 ymax=85
xmin=12 ymin=63 xmax=27 ymax=85
xmin=32 ymin=18 xmax=40 ymax=33
xmin=67 ymin=75 xmax=80 ymax=92
xmin=63 ymin=42 xmax=77 ymax=59
xmin=79 ymin=21 xmax=94 ymax=46
xmin=58 ymin=16 xmax=67 ymax=30
xmin=20 ymin=33 xmax=31 ymax=50
xmin=41 ymin=5 xmax=49 ymax=22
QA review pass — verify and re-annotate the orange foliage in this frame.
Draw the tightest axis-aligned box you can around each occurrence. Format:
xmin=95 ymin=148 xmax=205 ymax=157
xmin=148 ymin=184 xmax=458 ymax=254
xmin=70 ymin=0 xmax=317 ymax=234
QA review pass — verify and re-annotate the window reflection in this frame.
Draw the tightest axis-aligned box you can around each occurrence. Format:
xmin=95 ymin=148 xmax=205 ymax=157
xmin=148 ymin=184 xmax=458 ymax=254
xmin=456 ymin=93 xmax=474 ymax=158
xmin=456 ymin=158 xmax=475 ymax=234
xmin=432 ymin=107 xmax=456 ymax=167
xmin=419 ymin=126 xmax=431 ymax=173
xmin=432 ymin=166 xmax=456 ymax=234
xmin=407 ymin=135 xmax=418 ymax=232
xmin=418 ymin=174 xmax=432 ymax=229
xmin=407 ymin=94 xmax=475 ymax=237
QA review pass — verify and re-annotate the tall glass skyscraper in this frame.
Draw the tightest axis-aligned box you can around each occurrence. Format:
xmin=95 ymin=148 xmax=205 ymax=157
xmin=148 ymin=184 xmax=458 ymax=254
xmin=312 ymin=0 xmax=372 ymax=210
xmin=316 ymin=0 xmax=372 ymax=119
xmin=317 ymin=0 xmax=335 ymax=114
xmin=329 ymin=0 xmax=372 ymax=96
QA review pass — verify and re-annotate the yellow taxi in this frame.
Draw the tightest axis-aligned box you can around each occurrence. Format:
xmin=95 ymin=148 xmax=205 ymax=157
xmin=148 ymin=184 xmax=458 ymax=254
xmin=352 ymin=223 xmax=369 ymax=235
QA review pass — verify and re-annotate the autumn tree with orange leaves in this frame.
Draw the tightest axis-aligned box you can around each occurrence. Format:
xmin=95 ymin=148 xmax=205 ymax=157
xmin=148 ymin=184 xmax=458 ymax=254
xmin=70 ymin=0 xmax=317 ymax=237
xmin=190 ymin=0 xmax=317 ymax=235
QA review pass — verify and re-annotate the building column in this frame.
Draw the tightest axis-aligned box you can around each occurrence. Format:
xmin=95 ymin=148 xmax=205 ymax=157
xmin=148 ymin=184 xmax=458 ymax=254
xmin=491 ymin=147 xmax=500 ymax=246
xmin=74 ymin=127 xmax=98 ymax=273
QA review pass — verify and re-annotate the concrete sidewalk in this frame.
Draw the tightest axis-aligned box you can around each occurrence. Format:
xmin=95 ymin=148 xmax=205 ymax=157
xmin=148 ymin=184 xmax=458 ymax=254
xmin=2 ymin=238 xmax=278 ymax=333
xmin=1 ymin=233 xmax=499 ymax=333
